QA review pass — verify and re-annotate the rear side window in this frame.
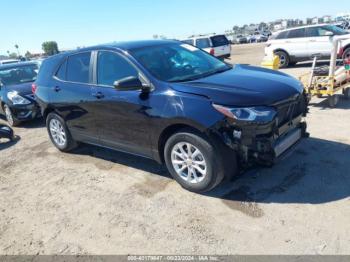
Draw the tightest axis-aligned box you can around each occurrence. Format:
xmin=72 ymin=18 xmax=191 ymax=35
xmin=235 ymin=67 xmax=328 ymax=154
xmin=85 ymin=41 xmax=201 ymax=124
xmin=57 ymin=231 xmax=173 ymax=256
xmin=210 ymin=35 xmax=229 ymax=47
xmin=97 ymin=51 xmax=138 ymax=86
xmin=196 ymin=38 xmax=211 ymax=49
xmin=55 ymin=59 xmax=67 ymax=80
xmin=66 ymin=52 xmax=91 ymax=83
xmin=287 ymin=28 xmax=305 ymax=38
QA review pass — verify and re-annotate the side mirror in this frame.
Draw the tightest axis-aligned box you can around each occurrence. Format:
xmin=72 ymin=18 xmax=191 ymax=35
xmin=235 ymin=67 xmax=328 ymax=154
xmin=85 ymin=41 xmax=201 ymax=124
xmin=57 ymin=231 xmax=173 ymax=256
xmin=325 ymin=31 xmax=334 ymax=37
xmin=113 ymin=76 xmax=150 ymax=92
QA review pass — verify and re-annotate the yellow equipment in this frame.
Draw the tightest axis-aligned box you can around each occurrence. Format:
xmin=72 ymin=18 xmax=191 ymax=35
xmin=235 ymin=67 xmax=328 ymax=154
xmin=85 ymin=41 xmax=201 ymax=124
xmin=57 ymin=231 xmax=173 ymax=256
xmin=261 ymin=55 xmax=280 ymax=70
xmin=298 ymin=36 xmax=350 ymax=107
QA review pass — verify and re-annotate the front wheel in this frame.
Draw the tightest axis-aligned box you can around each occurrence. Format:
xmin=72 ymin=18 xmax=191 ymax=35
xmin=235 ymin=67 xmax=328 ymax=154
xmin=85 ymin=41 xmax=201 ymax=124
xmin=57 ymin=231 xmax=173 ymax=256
xmin=3 ymin=104 xmax=20 ymax=127
xmin=275 ymin=51 xmax=290 ymax=68
xmin=46 ymin=113 xmax=77 ymax=152
xmin=164 ymin=130 xmax=232 ymax=193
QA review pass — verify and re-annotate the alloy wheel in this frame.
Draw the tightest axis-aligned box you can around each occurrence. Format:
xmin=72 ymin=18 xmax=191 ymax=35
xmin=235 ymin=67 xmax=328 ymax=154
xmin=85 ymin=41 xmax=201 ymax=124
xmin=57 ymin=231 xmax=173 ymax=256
xmin=171 ymin=142 xmax=207 ymax=184
xmin=49 ymin=118 xmax=66 ymax=147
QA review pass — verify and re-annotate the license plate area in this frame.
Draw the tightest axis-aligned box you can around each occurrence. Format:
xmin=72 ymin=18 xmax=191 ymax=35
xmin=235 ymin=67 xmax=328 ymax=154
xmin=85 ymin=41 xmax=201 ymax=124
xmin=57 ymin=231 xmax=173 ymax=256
xmin=274 ymin=128 xmax=302 ymax=157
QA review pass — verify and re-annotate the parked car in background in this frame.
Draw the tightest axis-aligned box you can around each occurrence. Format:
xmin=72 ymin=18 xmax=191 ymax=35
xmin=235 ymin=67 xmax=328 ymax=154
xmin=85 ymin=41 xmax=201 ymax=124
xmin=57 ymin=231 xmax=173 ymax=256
xmin=246 ymin=32 xmax=268 ymax=43
xmin=0 ymin=62 xmax=40 ymax=126
xmin=35 ymin=40 xmax=308 ymax=193
xmin=181 ymin=34 xmax=231 ymax=59
xmin=266 ymin=24 xmax=350 ymax=68
xmin=235 ymin=35 xmax=248 ymax=44
xmin=0 ymin=59 xmax=20 ymax=65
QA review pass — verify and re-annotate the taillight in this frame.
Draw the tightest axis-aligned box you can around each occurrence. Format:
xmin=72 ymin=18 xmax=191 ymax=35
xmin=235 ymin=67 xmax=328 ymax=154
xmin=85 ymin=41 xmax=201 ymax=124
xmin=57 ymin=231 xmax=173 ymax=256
xmin=210 ymin=48 xmax=215 ymax=56
xmin=32 ymin=83 xmax=37 ymax=94
xmin=339 ymin=47 xmax=344 ymax=56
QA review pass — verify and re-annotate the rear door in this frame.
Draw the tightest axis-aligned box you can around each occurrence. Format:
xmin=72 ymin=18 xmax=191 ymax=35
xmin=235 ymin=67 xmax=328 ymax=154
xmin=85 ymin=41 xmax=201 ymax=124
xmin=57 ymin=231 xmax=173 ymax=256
xmin=305 ymin=26 xmax=333 ymax=58
xmin=210 ymin=35 xmax=231 ymax=57
xmin=51 ymin=51 xmax=99 ymax=142
xmin=283 ymin=28 xmax=309 ymax=59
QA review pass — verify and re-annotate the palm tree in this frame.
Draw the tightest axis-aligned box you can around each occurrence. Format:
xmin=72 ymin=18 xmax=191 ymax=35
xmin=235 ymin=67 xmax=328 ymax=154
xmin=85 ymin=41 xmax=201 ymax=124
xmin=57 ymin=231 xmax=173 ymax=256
xmin=7 ymin=50 xmax=10 ymax=57
xmin=14 ymin=44 xmax=20 ymax=56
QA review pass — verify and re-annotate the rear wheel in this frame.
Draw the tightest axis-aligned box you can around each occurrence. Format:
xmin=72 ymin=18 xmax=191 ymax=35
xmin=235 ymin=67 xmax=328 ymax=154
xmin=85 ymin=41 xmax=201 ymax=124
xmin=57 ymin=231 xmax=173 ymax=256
xmin=343 ymin=87 xmax=350 ymax=99
xmin=3 ymin=104 xmax=20 ymax=127
xmin=164 ymin=130 xmax=235 ymax=193
xmin=46 ymin=112 xmax=77 ymax=152
xmin=275 ymin=51 xmax=290 ymax=68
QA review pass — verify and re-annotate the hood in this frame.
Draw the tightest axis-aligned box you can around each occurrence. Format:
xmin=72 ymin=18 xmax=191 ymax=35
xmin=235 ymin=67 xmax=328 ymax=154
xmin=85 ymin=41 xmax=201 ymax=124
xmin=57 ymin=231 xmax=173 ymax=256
xmin=3 ymin=82 xmax=33 ymax=96
xmin=170 ymin=64 xmax=304 ymax=106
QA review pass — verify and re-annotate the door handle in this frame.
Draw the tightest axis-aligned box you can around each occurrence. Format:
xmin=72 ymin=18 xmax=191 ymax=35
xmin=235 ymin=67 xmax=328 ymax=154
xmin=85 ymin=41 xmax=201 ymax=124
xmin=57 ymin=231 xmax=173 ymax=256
xmin=309 ymin=40 xmax=317 ymax=42
xmin=53 ymin=86 xmax=61 ymax=92
xmin=92 ymin=92 xmax=104 ymax=99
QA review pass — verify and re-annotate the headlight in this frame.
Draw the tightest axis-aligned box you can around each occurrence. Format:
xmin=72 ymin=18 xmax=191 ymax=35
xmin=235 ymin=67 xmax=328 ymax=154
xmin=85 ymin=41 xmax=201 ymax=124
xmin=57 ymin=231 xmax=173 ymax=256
xmin=7 ymin=91 xmax=31 ymax=105
xmin=213 ymin=104 xmax=276 ymax=123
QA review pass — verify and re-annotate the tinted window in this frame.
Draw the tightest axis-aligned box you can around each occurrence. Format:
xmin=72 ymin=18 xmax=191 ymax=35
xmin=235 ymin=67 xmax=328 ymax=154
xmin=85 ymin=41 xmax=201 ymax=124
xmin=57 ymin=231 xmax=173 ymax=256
xmin=196 ymin=38 xmax=211 ymax=49
xmin=210 ymin=35 xmax=229 ymax=47
xmin=130 ymin=43 xmax=230 ymax=82
xmin=56 ymin=59 xmax=67 ymax=80
xmin=97 ymin=51 xmax=138 ymax=86
xmin=66 ymin=52 xmax=91 ymax=83
xmin=287 ymin=28 xmax=305 ymax=38
xmin=182 ymin=39 xmax=194 ymax=45
xmin=276 ymin=31 xmax=289 ymax=39
xmin=0 ymin=64 xmax=38 ymax=86
xmin=305 ymin=27 xmax=319 ymax=37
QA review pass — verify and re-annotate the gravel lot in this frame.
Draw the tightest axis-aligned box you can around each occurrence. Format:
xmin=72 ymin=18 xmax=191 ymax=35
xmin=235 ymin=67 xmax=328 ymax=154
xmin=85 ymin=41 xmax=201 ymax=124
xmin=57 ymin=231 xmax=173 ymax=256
xmin=1 ymin=43 xmax=350 ymax=255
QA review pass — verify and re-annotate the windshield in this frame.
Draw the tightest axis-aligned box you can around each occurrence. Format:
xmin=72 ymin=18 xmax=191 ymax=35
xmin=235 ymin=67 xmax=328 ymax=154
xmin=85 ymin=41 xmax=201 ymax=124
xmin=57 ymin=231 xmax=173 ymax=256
xmin=130 ymin=43 xmax=231 ymax=82
xmin=323 ymin=25 xmax=348 ymax=35
xmin=0 ymin=64 xmax=38 ymax=86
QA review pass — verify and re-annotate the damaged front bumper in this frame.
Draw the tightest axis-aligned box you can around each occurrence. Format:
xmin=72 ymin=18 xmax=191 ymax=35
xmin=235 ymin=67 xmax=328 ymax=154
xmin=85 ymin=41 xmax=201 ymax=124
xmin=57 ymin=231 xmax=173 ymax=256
xmin=214 ymin=114 xmax=308 ymax=167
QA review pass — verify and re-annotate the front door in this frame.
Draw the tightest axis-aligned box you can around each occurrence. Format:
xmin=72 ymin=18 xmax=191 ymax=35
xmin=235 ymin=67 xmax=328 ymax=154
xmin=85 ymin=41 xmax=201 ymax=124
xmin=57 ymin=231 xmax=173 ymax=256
xmin=305 ymin=26 xmax=333 ymax=58
xmin=91 ymin=50 xmax=153 ymax=157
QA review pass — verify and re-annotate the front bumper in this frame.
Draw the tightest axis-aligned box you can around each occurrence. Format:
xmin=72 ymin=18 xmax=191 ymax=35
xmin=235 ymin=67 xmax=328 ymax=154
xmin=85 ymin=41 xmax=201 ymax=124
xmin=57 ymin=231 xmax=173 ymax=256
xmin=214 ymin=114 xmax=308 ymax=167
xmin=10 ymin=102 xmax=41 ymax=122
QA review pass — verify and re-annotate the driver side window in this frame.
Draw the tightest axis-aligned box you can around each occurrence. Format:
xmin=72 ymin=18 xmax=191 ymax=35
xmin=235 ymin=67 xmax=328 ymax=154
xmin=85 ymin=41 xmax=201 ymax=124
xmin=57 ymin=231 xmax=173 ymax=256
xmin=97 ymin=51 xmax=138 ymax=86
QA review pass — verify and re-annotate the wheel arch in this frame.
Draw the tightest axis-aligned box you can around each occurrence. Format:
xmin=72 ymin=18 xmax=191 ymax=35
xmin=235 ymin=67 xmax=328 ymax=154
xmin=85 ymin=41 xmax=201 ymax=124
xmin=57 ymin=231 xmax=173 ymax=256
xmin=157 ymin=123 xmax=205 ymax=163
xmin=273 ymin=48 xmax=290 ymax=56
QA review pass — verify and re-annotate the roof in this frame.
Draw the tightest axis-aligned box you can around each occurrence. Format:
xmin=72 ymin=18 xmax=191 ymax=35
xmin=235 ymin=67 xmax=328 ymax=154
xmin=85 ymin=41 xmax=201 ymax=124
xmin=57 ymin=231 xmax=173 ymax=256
xmin=274 ymin=23 xmax=330 ymax=34
xmin=0 ymin=61 xmax=38 ymax=70
xmin=72 ymin=39 xmax=181 ymax=54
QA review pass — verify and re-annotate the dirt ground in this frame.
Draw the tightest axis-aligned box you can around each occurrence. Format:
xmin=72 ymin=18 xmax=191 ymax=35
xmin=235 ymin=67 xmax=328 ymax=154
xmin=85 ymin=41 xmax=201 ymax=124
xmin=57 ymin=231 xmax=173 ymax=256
xmin=1 ymin=43 xmax=350 ymax=255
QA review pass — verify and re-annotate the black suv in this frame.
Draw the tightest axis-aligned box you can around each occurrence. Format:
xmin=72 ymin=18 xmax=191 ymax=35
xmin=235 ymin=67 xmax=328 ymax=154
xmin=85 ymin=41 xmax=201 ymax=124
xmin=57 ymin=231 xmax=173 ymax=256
xmin=35 ymin=40 xmax=308 ymax=192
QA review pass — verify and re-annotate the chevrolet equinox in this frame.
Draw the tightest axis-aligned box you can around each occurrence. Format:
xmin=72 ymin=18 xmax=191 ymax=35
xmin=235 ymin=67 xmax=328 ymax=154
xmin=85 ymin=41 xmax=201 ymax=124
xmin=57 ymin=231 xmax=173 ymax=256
xmin=35 ymin=40 xmax=308 ymax=192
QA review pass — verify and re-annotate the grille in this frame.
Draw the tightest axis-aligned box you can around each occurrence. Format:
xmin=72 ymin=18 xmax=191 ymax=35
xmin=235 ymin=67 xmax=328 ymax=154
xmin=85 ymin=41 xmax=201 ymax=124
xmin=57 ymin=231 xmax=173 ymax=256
xmin=275 ymin=94 xmax=306 ymax=127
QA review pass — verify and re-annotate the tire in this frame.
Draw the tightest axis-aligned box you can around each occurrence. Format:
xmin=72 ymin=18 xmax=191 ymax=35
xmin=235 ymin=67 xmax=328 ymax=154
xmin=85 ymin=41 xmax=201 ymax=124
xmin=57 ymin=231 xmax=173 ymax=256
xmin=3 ymin=104 xmax=20 ymax=127
xmin=328 ymin=95 xmax=339 ymax=108
xmin=342 ymin=48 xmax=350 ymax=61
xmin=343 ymin=87 xmax=350 ymax=99
xmin=164 ymin=130 xmax=234 ymax=193
xmin=275 ymin=51 xmax=290 ymax=68
xmin=46 ymin=112 xmax=77 ymax=152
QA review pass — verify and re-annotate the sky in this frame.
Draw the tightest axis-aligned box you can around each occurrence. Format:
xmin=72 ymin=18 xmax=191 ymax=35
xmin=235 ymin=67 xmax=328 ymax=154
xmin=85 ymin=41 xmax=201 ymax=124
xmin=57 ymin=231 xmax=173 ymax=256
xmin=1 ymin=0 xmax=348 ymax=55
